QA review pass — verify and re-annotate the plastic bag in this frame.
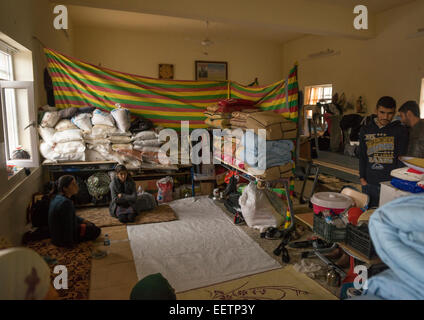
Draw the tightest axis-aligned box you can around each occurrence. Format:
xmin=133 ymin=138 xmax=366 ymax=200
xmin=92 ymin=109 xmax=115 ymax=127
xmin=129 ymin=117 xmax=153 ymax=133
xmin=72 ymin=113 xmax=93 ymax=132
xmin=111 ymin=104 xmax=131 ymax=132
xmin=40 ymin=111 xmax=60 ymax=128
xmin=238 ymin=182 xmax=283 ymax=230
xmin=55 ymin=119 xmax=78 ymax=131
xmin=86 ymin=172 xmax=111 ymax=200
xmin=156 ymin=176 xmax=173 ymax=203
xmin=136 ymin=192 xmax=157 ymax=212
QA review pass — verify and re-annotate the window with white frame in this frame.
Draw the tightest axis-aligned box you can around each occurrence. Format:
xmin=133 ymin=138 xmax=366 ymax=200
xmin=0 ymin=38 xmax=38 ymax=178
xmin=304 ymin=84 xmax=333 ymax=106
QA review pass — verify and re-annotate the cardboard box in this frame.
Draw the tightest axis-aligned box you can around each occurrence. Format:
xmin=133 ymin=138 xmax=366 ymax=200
xmin=135 ymin=179 xmax=159 ymax=193
xmin=200 ymin=182 xmax=215 ymax=196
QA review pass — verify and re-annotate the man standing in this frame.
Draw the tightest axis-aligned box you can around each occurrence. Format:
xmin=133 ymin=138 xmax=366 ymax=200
xmin=359 ymin=96 xmax=409 ymax=207
xmin=398 ymin=101 xmax=424 ymax=158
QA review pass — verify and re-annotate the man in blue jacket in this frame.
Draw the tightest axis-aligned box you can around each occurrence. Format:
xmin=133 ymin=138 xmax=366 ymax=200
xmin=359 ymin=96 xmax=409 ymax=207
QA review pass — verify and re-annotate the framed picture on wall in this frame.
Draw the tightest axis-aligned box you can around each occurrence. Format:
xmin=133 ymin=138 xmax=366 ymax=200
xmin=158 ymin=64 xmax=174 ymax=79
xmin=195 ymin=61 xmax=227 ymax=81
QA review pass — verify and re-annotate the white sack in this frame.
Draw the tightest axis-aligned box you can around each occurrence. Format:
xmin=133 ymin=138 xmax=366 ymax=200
xmin=40 ymin=141 xmax=85 ymax=162
xmin=86 ymin=149 xmax=107 ymax=162
xmin=92 ymin=109 xmax=115 ymax=127
xmin=53 ymin=129 xmax=83 ymax=143
xmin=39 ymin=141 xmax=55 ymax=159
xmin=239 ymin=182 xmax=283 ymax=231
xmin=112 ymin=144 xmax=133 ymax=151
xmin=72 ymin=113 xmax=92 ymax=132
xmin=133 ymin=139 xmax=162 ymax=147
xmin=55 ymin=119 xmax=78 ymax=131
xmin=84 ymin=138 xmax=110 ymax=145
xmin=133 ymin=131 xmax=157 ymax=140
xmin=91 ymin=124 xmax=118 ymax=137
xmin=38 ymin=127 xmax=55 ymax=145
xmin=111 ymin=104 xmax=131 ymax=132
xmin=40 ymin=111 xmax=60 ymax=128
xmin=133 ymin=146 xmax=161 ymax=152
xmin=53 ymin=141 xmax=86 ymax=154
xmin=109 ymin=135 xmax=132 ymax=144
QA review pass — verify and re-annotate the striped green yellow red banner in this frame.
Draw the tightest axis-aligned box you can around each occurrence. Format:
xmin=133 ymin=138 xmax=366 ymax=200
xmin=45 ymin=48 xmax=298 ymax=129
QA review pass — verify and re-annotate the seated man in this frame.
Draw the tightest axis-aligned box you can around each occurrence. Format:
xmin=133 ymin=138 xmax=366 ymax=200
xmin=359 ymin=96 xmax=409 ymax=207
xmin=398 ymin=100 xmax=424 ymax=158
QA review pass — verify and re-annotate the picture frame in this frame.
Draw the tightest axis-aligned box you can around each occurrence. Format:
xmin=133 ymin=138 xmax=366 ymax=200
xmin=195 ymin=61 xmax=228 ymax=81
xmin=158 ymin=64 xmax=174 ymax=79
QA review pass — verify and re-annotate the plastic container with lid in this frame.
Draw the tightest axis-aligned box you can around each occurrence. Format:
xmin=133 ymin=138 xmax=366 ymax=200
xmin=310 ymin=192 xmax=354 ymax=215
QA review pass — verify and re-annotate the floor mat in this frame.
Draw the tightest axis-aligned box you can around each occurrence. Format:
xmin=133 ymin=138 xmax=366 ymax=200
xmin=77 ymin=204 xmax=178 ymax=228
xmin=177 ymin=266 xmax=338 ymax=300
xmin=127 ymin=196 xmax=281 ymax=293
xmin=26 ymin=239 xmax=93 ymax=300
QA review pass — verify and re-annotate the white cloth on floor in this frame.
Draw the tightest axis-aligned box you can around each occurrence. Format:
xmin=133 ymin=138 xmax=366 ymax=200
xmin=127 ymin=196 xmax=281 ymax=293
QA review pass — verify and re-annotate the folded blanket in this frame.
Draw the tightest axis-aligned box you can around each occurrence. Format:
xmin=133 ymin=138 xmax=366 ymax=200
xmin=239 ymin=132 xmax=294 ymax=169
xmin=365 ymin=196 xmax=424 ymax=300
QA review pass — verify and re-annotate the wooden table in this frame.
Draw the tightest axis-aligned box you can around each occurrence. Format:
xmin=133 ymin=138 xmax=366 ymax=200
xmin=296 ymin=212 xmax=381 ymax=265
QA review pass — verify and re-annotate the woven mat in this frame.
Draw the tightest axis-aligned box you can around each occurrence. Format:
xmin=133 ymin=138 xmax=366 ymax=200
xmin=26 ymin=239 xmax=93 ymax=300
xmin=77 ymin=204 xmax=178 ymax=228
xmin=177 ymin=266 xmax=338 ymax=300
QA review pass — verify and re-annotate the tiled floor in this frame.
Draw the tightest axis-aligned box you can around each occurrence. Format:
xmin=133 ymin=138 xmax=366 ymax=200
xmin=89 ymin=226 xmax=138 ymax=300
xmin=88 ymin=197 xmax=341 ymax=300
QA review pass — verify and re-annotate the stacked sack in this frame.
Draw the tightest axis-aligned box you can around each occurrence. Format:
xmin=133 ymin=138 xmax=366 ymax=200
xmin=38 ymin=106 xmax=95 ymax=163
xmin=241 ymin=110 xmax=297 ymax=180
xmin=230 ymin=109 xmax=259 ymax=129
xmin=132 ymin=130 xmax=169 ymax=165
xmin=84 ymin=106 xmax=142 ymax=169
xmin=38 ymin=104 xmax=148 ymax=169
xmin=204 ymin=99 xmax=258 ymax=129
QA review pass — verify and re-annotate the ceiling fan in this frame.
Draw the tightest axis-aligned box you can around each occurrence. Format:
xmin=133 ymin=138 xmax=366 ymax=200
xmin=201 ymin=20 xmax=214 ymax=55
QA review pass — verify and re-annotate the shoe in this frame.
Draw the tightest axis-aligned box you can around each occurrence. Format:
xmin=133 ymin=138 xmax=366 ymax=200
xmin=288 ymin=240 xmax=314 ymax=248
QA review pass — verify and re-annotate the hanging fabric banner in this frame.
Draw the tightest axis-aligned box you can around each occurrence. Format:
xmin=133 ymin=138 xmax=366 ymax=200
xmin=45 ymin=48 xmax=298 ymax=129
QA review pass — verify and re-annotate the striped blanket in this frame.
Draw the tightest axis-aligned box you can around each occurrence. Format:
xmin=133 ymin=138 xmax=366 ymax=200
xmin=45 ymin=48 xmax=298 ymax=129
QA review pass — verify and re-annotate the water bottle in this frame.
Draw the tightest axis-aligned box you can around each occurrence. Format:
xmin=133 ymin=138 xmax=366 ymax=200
xmin=137 ymin=186 xmax=143 ymax=197
xmin=103 ymin=234 xmax=111 ymax=255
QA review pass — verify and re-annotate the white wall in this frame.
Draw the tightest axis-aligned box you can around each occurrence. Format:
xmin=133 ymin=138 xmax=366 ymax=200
xmin=282 ymin=0 xmax=424 ymax=116
xmin=73 ymin=26 xmax=285 ymax=86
